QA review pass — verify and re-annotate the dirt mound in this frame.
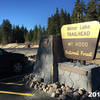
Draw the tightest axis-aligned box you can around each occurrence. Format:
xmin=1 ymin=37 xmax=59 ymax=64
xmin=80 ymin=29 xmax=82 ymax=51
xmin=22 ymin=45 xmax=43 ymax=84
xmin=2 ymin=43 xmax=18 ymax=48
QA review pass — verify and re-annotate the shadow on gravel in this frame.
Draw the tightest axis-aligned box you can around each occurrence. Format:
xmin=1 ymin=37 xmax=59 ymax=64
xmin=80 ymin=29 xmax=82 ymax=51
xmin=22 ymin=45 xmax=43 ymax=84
xmin=22 ymin=61 xmax=34 ymax=74
xmin=31 ymin=90 xmax=57 ymax=100
xmin=0 ymin=61 xmax=35 ymax=80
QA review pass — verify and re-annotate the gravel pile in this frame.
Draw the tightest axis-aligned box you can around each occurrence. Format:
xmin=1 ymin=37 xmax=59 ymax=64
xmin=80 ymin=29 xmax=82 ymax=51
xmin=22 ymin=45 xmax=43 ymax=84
xmin=24 ymin=74 xmax=99 ymax=100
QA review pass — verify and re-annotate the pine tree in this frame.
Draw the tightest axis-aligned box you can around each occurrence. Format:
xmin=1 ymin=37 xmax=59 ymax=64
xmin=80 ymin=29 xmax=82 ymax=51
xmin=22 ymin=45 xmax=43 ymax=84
xmin=60 ymin=9 xmax=66 ymax=28
xmin=33 ymin=25 xmax=38 ymax=44
xmin=0 ymin=25 xmax=2 ymax=43
xmin=42 ymin=26 xmax=46 ymax=36
xmin=67 ymin=13 xmax=71 ymax=24
xmin=97 ymin=2 xmax=100 ymax=22
xmin=54 ymin=8 xmax=60 ymax=35
xmin=25 ymin=32 xmax=30 ymax=43
xmin=29 ymin=29 xmax=33 ymax=42
xmin=85 ymin=0 xmax=98 ymax=21
xmin=14 ymin=25 xmax=20 ymax=43
xmin=71 ymin=0 xmax=85 ymax=23
xmin=30 ymin=29 xmax=34 ymax=44
xmin=64 ymin=10 xmax=68 ymax=24
xmin=12 ymin=25 xmax=16 ymax=43
xmin=47 ymin=16 xmax=56 ymax=35
xmin=1 ymin=19 xmax=12 ymax=44
xmin=80 ymin=0 xmax=85 ymax=21
xmin=47 ymin=8 xmax=60 ymax=36
xmin=71 ymin=8 xmax=77 ymax=23
xmin=37 ymin=25 xmax=42 ymax=43
xmin=20 ymin=26 xmax=26 ymax=42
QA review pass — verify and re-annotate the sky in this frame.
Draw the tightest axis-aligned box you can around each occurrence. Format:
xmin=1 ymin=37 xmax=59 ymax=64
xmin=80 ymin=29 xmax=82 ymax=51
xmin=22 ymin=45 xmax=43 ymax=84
xmin=0 ymin=0 xmax=89 ymax=30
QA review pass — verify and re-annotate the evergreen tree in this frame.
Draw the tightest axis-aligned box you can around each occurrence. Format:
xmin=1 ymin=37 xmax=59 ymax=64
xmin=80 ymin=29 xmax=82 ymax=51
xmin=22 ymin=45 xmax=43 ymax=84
xmin=24 ymin=27 xmax=28 ymax=41
xmin=24 ymin=32 xmax=30 ymax=43
xmin=60 ymin=9 xmax=66 ymax=28
xmin=33 ymin=25 xmax=38 ymax=44
xmin=12 ymin=25 xmax=16 ymax=43
xmin=14 ymin=25 xmax=20 ymax=43
xmin=42 ymin=26 xmax=46 ymax=36
xmin=36 ymin=25 xmax=42 ymax=44
xmin=71 ymin=8 xmax=77 ymax=23
xmin=85 ymin=0 xmax=98 ymax=21
xmin=0 ymin=25 xmax=2 ymax=43
xmin=1 ymin=19 xmax=12 ymax=44
xmin=67 ymin=13 xmax=71 ymax=24
xmin=47 ymin=16 xmax=56 ymax=35
xmin=97 ymin=2 xmax=100 ymax=22
xmin=47 ymin=8 xmax=60 ymax=36
xmin=71 ymin=0 xmax=85 ymax=23
xmin=29 ymin=29 xmax=33 ymax=42
xmin=38 ymin=25 xmax=42 ymax=38
xmin=64 ymin=10 xmax=68 ymax=24
xmin=54 ymin=8 xmax=60 ymax=35
xmin=20 ymin=26 xmax=25 ymax=42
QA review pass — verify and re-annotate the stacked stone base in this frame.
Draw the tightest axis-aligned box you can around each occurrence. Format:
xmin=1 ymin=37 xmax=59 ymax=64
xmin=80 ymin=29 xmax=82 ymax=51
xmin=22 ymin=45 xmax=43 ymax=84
xmin=58 ymin=62 xmax=100 ymax=92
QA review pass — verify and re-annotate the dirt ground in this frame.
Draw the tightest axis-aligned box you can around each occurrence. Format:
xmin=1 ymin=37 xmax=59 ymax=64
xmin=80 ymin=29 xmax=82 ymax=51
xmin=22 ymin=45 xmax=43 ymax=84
xmin=0 ymin=43 xmax=39 ymax=48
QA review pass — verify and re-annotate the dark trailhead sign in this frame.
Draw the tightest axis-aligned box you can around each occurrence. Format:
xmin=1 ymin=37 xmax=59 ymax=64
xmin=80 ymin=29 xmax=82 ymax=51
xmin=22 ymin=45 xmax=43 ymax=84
xmin=61 ymin=21 xmax=100 ymax=61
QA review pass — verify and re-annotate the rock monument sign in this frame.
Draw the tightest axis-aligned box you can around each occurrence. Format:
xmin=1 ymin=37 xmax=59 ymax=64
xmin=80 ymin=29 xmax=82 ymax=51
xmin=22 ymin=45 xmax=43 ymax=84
xmin=61 ymin=21 xmax=100 ymax=60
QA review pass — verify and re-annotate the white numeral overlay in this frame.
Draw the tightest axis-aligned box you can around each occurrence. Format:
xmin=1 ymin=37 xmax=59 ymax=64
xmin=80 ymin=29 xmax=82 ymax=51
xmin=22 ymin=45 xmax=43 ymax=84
xmin=88 ymin=92 xmax=100 ymax=97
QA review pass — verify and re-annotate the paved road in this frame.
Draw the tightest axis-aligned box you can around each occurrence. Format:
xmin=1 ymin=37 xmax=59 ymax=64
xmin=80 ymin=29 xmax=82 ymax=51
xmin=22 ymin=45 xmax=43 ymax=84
xmin=0 ymin=75 xmax=56 ymax=100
